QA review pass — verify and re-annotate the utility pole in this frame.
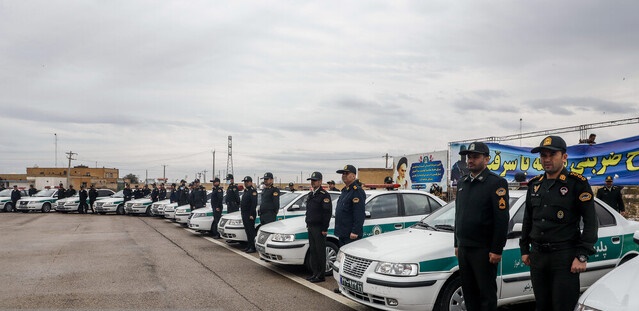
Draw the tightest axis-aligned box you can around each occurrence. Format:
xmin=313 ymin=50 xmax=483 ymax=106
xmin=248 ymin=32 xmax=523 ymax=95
xmin=226 ymin=136 xmax=234 ymax=177
xmin=212 ymin=150 xmax=215 ymax=179
xmin=145 ymin=170 xmax=148 ymax=184
xmin=55 ymin=133 xmax=58 ymax=167
xmin=384 ymin=153 xmax=390 ymax=168
xmin=162 ymin=165 xmax=167 ymax=180
xmin=65 ymin=151 xmax=77 ymax=187
xmin=202 ymin=170 xmax=208 ymax=182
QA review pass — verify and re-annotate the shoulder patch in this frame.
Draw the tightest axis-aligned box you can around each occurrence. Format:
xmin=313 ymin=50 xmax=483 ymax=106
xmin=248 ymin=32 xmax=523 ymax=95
xmin=252 ymin=191 xmax=257 ymax=196
xmin=273 ymin=192 xmax=279 ymax=196
xmin=498 ymin=197 xmax=506 ymax=210
xmin=569 ymin=172 xmax=587 ymax=181
xmin=352 ymin=197 xmax=360 ymax=203
xmin=579 ymin=192 xmax=592 ymax=202
xmin=323 ymin=198 xmax=330 ymax=203
xmin=495 ymin=188 xmax=507 ymax=196
xmin=559 ymin=174 xmax=566 ymax=181
xmin=320 ymin=190 xmax=326 ymax=194
xmin=353 ymin=186 xmax=358 ymax=190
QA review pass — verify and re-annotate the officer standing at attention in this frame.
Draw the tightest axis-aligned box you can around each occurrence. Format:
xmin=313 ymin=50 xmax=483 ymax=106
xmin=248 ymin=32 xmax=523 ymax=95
xmin=67 ymin=185 xmax=76 ymax=197
xmin=193 ymin=180 xmax=207 ymax=210
xmin=78 ymin=185 xmax=89 ymax=214
xmin=150 ymin=183 xmax=159 ymax=202
xmin=225 ymin=174 xmax=240 ymax=213
xmin=177 ymin=180 xmax=190 ymax=206
xmin=288 ymin=182 xmax=296 ymax=192
xmin=597 ymin=175 xmax=625 ymax=216
xmin=169 ymin=183 xmax=178 ymax=203
xmin=304 ymin=172 xmax=333 ymax=283
xmin=334 ymin=165 xmax=366 ymax=247
xmin=28 ymin=184 xmax=37 ymax=196
xmin=10 ymin=185 xmax=21 ymax=212
xmin=158 ymin=183 xmax=167 ymax=201
xmin=520 ymin=136 xmax=598 ymax=311
xmin=123 ymin=183 xmax=132 ymax=204
xmin=133 ymin=185 xmax=143 ymax=199
xmin=260 ymin=172 xmax=280 ymax=225
xmin=210 ymin=178 xmax=224 ymax=239
xmin=454 ymin=142 xmax=510 ymax=311
xmin=57 ymin=183 xmax=66 ymax=200
xmin=240 ymin=176 xmax=258 ymax=253
xmin=327 ymin=180 xmax=339 ymax=192
xmin=88 ymin=184 xmax=98 ymax=213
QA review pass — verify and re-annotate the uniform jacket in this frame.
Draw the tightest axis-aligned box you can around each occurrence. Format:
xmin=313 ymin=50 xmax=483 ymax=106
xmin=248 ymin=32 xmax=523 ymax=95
xmin=169 ymin=189 xmax=178 ymax=203
xmin=305 ymin=188 xmax=333 ymax=231
xmin=151 ymin=188 xmax=159 ymax=202
xmin=158 ymin=188 xmax=167 ymax=201
xmin=334 ymin=180 xmax=366 ymax=238
xmin=240 ymin=186 xmax=258 ymax=218
xmin=123 ymin=188 xmax=132 ymax=201
xmin=260 ymin=186 xmax=280 ymax=215
xmin=58 ymin=188 xmax=66 ymax=200
xmin=79 ymin=189 xmax=88 ymax=201
xmin=596 ymin=186 xmax=624 ymax=213
xmin=225 ymin=184 xmax=240 ymax=206
xmin=193 ymin=187 xmax=207 ymax=208
xmin=211 ymin=186 xmax=224 ymax=212
xmin=88 ymin=188 xmax=98 ymax=201
xmin=454 ymin=169 xmax=510 ymax=254
xmin=66 ymin=188 xmax=76 ymax=197
xmin=520 ymin=168 xmax=598 ymax=257
xmin=11 ymin=189 xmax=22 ymax=201
xmin=177 ymin=187 xmax=190 ymax=205
xmin=133 ymin=189 xmax=144 ymax=199
xmin=28 ymin=187 xmax=37 ymax=196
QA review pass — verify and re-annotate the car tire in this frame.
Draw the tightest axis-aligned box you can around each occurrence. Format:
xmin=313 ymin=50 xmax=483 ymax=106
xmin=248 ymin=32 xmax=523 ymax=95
xmin=434 ymin=274 xmax=464 ymax=311
xmin=145 ymin=207 xmax=153 ymax=217
xmin=3 ymin=203 xmax=12 ymax=212
xmin=116 ymin=205 xmax=124 ymax=215
xmin=41 ymin=203 xmax=51 ymax=213
xmin=304 ymin=240 xmax=340 ymax=276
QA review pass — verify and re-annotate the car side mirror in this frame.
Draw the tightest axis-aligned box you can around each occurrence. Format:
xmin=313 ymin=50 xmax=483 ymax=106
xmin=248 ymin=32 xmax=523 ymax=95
xmin=507 ymin=223 xmax=523 ymax=239
xmin=365 ymin=211 xmax=371 ymax=218
xmin=288 ymin=204 xmax=300 ymax=211
xmin=634 ymin=230 xmax=639 ymax=245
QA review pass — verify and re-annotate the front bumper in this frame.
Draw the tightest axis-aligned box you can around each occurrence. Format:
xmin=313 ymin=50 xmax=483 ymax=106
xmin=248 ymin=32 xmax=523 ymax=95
xmin=255 ymin=232 xmax=308 ymax=264
xmin=219 ymin=226 xmax=247 ymax=241
xmin=175 ymin=214 xmax=190 ymax=224
xmin=188 ymin=217 xmax=213 ymax=231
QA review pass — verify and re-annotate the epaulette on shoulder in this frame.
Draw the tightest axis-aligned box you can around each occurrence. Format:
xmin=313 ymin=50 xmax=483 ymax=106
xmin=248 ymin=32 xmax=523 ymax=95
xmin=569 ymin=171 xmax=587 ymax=182
xmin=529 ymin=174 xmax=544 ymax=182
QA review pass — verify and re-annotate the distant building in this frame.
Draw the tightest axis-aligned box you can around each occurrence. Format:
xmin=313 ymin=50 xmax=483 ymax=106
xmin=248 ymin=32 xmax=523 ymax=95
xmin=26 ymin=166 xmax=119 ymax=190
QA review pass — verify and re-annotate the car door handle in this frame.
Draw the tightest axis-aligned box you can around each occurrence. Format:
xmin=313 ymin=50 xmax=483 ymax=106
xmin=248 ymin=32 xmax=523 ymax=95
xmin=611 ymin=236 xmax=621 ymax=244
xmin=394 ymin=224 xmax=404 ymax=229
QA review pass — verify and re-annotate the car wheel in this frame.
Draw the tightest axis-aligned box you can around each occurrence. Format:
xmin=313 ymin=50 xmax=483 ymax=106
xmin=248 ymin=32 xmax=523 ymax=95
xmin=41 ymin=203 xmax=51 ymax=213
xmin=145 ymin=207 xmax=153 ymax=217
xmin=3 ymin=202 xmax=12 ymax=212
xmin=116 ymin=205 xmax=124 ymax=215
xmin=434 ymin=274 xmax=465 ymax=311
xmin=324 ymin=241 xmax=339 ymax=276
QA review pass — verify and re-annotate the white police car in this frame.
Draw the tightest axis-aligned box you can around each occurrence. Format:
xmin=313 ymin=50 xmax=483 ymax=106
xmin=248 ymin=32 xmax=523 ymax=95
xmin=151 ymin=199 xmax=171 ymax=216
xmin=55 ymin=189 xmax=115 ymax=213
xmin=575 ymin=230 xmax=639 ymax=311
xmin=125 ymin=197 xmax=154 ymax=215
xmin=332 ymin=190 xmax=639 ymax=311
xmin=256 ymin=190 xmax=445 ymax=275
xmin=174 ymin=204 xmax=193 ymax=224
xmin=16 ymin=189 xmax=59 ymax=213
xmin=0 ymin=188 xmax=28 ymax=212
xmin=164 ymin=202 xmax=178 ymax=220
xmin=94 ymin=190 xmax=126 ymax=214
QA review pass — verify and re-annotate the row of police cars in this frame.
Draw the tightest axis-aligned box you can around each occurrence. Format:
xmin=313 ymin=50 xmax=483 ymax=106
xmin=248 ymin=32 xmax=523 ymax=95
xmin=3 ymin=186 xmax=638 ymax=310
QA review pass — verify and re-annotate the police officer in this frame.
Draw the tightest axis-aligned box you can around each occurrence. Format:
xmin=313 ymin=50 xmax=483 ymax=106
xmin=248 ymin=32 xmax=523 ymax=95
xmin=384 ymin=176 xmax=395 ymax=191
xmin=520 ymin=135 xmax=598 ymax=311
xmin=150 ymin=183 xmax=159 ymax=202
xmin=327 ymin=180 xmax=339 ymax=192
xmin=78 ymin=185 xmax=89 ymax=214
xmin=597 ymin=176 xmax=625 ymax=215
xmin=158 ymin=183 xmax=167 ymax=201
xmin=288 ymin=182 xmax=296 ymax=192
xmin=225 ymin=174 xmax=240 ymax=213
xmin=260 ymin=172 xmax=280 ymax=225
xmin=28 ymin=184 xmax=37 ymax=196
xmin=66 ymin=185 xmax=76 ymax=197
xmin=454 ymin=142 xmax=510 ymax=311
xmin=191 ymin=180 xmax=207 ymax=210
xmin=57 ymin=183 xmax=67 ymax=200
xmin=169 ymin=183 xmax=178 ymax=203
xmin=334 ymin=165 xmax=366 ymax=247
xmin=10 ymin=185 xmax=21 ymax=212
xmin=240 ymin=176 xmax=258 ymax=253
xmin=177 ymin=180 xmax=190 ymax=206
xmin=210 ymin=178 xmax=224 ymax=239
xmin=123 ymin=183 xmax=133 ymax=204
xmin=304 ymin=172 xmax=333 ymax=283
xmin=142 ymin=184 xmax=151 ymax=197
xmin=88 ymin=184 xmax=98 ymax=213
xmin=133 ymin=185 xmax=143 ymax=199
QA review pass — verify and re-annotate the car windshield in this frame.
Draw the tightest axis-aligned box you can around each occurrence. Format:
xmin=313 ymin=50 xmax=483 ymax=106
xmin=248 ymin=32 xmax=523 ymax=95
xmin=0 ymin=189 xmax=11 ymax=196
xmin=112 ymin=190 xmax=124 ymax=198
xmin=35 ymin=189 xmax=57 ymax=197
xmin=278 ymin=192 xmax=297 ymax=208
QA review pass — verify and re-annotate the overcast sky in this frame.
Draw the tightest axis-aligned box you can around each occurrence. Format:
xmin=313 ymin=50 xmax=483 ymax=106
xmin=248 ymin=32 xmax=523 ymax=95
xmin=1 ymin=0 xmax=638 ymax=184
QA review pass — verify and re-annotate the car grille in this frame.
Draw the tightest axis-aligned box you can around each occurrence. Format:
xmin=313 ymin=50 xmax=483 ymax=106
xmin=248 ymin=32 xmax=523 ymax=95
xmin=126 ymin=203 xmax=134 ymax=208
xmin=344 ymin=289 xmax=387 ymax=306
xmin=257 ymin=232 xmax=271 ymax=244
xmin=57 ymin=202 xmax=65 ymax=207
xmin=219 ymin=219 xmax=228 ymax=227
xmin=95 ymin=202 xmax=104 ymax=207
xmin=342 ymin=255 xmax=373 ymax=278
xmin=20 ymin=201 xmax=27 ymax=205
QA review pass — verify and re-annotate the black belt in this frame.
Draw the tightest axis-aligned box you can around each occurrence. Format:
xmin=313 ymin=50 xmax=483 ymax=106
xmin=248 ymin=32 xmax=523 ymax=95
xmin=532 ymin=241 xmax=576 ymax=253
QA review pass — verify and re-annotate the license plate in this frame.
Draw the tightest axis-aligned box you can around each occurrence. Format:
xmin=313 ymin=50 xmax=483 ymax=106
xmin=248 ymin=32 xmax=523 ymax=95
xmin=341 ymin=276 xmax=363 ymax=293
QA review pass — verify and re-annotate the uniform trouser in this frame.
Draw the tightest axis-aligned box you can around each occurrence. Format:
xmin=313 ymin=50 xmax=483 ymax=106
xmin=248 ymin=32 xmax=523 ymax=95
xmin=529 ymin=247 xmax=580 ymax=311
xmin=260 ymin=211 xmax=276 ymax=225
xmin=227 ymin=203 xmax=239 ymax=214
xmin=457 ymin=246 xmax=498 ymax=311
xmin=89 ymin=200 xmax=96 ymax=212
xmin=79 ymin=202 xmax=88 ymax=214
xmin=211 ymin=211 xmax=222 ymax=236
xmin=307 ymin=225 xmax=326 ymax=277
xmin=11 ymin=200 xmax=18 ymax=211
xmin=241 ymin=213 xmax=256 ymax=249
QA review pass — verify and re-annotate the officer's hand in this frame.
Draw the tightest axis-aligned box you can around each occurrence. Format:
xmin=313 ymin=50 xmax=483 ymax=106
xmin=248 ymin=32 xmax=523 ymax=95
xmin=521 ymin=255 xmax=530 ymax=266
xmin=571 ymin=258 xmax=587 ymax=273
xmin=455 ymin=248 xmax=458 ymax=257
xmin=489 ymin=253 xmax=502 ymax=265
xmin=349 ymin=233 xmax=358 ymax=240
xmin=621 ymin=211 xmax=628 ymax=218
xmin=215 ymin=208 xmax=220 ymax=212
xmin=322 ymin=231 xmax=327 ymax=236
xmin=249 ymin=216 xmax=254 ymax=220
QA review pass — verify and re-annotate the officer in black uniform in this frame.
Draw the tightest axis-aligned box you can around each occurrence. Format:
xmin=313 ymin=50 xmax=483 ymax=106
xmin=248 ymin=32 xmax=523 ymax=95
xmin=177 ymin=180 xmax=190 ymax=206
xmin=123 ymin=183 xmax=132 ymax=204
xmin=150 ymin=184 xmax=159 ymax=202
xmin=304 ymin=172 xmax=333 ymax=283
xmin=66 ymin=185 xmax=76 ymax=197
xmin=210 ymin=178 xmax=224 ymax=238
xmin=158 ymin=183 xmax=167 ymax=201
xmin=28 ymin=184 xmax=37 ymax=196
xmin=133 ymin=185 xmax=143 ymax=199
xmin=384 ymin=176 xmax=395 ymax=191
xmin=260 ymin=172 xmax=280 ymax=225
xmin=288 ymin=182 xmax=296 ymax=192
xmin=78 ymin=185 xmax=89 ymax=214
xmin=454 ymin=142 xmax=510 ymax=311
xmin=240 ymin=176 xmax=258 ymax=253
xmin=10 ymin=185 xmax=21 ymax=212
xmin=57 ymin=184 xmax=66 ymax=200
xmin=597 ymin=175 xmax=625 ymax=215
xmin=327 ymin=180 xmax=339 ymax=192
xmin=142 ymin=184 xmax=151 ymax=197
xmin=519 ymin=135 xmax=598 ymax=311
xmin=334 ymin=165 xmax=366 ymax=247
xmin=192 ymin=180 xmax=207 ymax=210
xmin=225 ymin=174 xmax=240 ymax=213
xmin=169 ymin=183 xmax=178 ymax=203
xmin=88 ymin=184 xmax=98 ymax=213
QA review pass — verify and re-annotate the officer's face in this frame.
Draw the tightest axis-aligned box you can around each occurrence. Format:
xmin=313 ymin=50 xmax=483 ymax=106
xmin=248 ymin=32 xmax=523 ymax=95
xmin=310 ymin=179 xmax=321 ymax=189
xmin=264 ymin=178 xmax=273 ymax=186
xmin=539 ymin=150 xmax=567 ymax=174
xmin=342 ymin=172 xmax=356 ymax=185
xmin=466 ymin=153 xmax=489 ymax=173
xmin=244 ymin=181 xmax=252 ymax=187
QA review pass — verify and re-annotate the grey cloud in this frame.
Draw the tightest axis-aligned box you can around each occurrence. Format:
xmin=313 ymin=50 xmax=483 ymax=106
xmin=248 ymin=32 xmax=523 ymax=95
xmin=523 ymin=97 xmax=637 ymax=115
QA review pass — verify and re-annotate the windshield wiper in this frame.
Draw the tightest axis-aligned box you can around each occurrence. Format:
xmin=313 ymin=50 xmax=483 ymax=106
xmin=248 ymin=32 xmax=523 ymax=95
xmin=413 ymin=222 xmax=436 ymax=230
xmin=434 ymin=224 xmax=455 ymax=232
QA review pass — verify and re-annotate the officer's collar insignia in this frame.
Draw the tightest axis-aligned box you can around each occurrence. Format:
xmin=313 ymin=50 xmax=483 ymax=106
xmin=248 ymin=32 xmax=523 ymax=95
xmin=477 ymin=176 xmax=484 ymax=181
xmin=560 ymin=187 xmax=568 ymax=196
xmin=352 ymin=197 xmax=360 ymax=203
xmin=543 ymin=137 xmax=552 ymax=146
xmin=252 ymin=191 xmax=257 ymax=196
xmin=579 ymin=192 xmax=592 ymax=202
xmin=353 ymin=186 xmax=358 ymax=190
xmin=498 ymin=197 xmax=506 ymax=210
xmin=273 ymin=192 xmax=279 ymax=196
xmin=458 ymin=187 xmax=463 ymax=191
xmin=557 ymin=210 xmax=565 ymax=219
xmin=559 ymin=174 xmax=566 ymax=181
xmin=496 ymin=188 xmax=506 ymax=196
xmin=323 ymin=198 xmax=330 ymax=203
xmin=533 ymin=184 xmax=540 ymax=193
xmin=218 ymin=189 xmax=222 ymax=192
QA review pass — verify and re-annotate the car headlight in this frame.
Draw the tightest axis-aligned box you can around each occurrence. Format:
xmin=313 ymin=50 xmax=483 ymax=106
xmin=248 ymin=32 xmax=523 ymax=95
xmin=336 ymin=250 xmax=344 ymax=264
xmin=133 ymin=203 xmax=143 ymax=207
xmin=191 ymin=213 xmax=204 ymax=218
xmin=375 ymin=262 xmax=419 ymax=276
xmin=270 ymin=233 xmax=295 ymax=242
xmin=228 ymin=219 xmax=243 ymax=226
xmin=574 ymin=303 xmax=602 ymax=311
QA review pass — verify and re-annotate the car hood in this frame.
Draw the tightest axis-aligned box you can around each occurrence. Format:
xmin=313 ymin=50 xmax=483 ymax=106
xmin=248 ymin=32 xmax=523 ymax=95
xmin=129 ymin=198 xmax=152 ymax=204
xmin=97 ymin=197 xmax=124 ymax=203
xmin=340 ymin=226 xmax=455 ymax=263
xmin=259 ymin=215 xmax=308 ymax=233
xmin=192 ymin=207 xmax=212 ymax=214
xmin=221 ymin=211 xmax=242 ymax=220
xmin=579 ymin=256 xmax=639 ymax=310
xmin=19 ymin=197 xmax=55 ymax=202
xmin=56 ymin=196 xmax=80 ymax=203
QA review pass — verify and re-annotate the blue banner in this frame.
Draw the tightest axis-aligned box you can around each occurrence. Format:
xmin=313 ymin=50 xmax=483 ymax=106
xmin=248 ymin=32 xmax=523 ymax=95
xmin=451 ymin=135 xmax=639 ymax=186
